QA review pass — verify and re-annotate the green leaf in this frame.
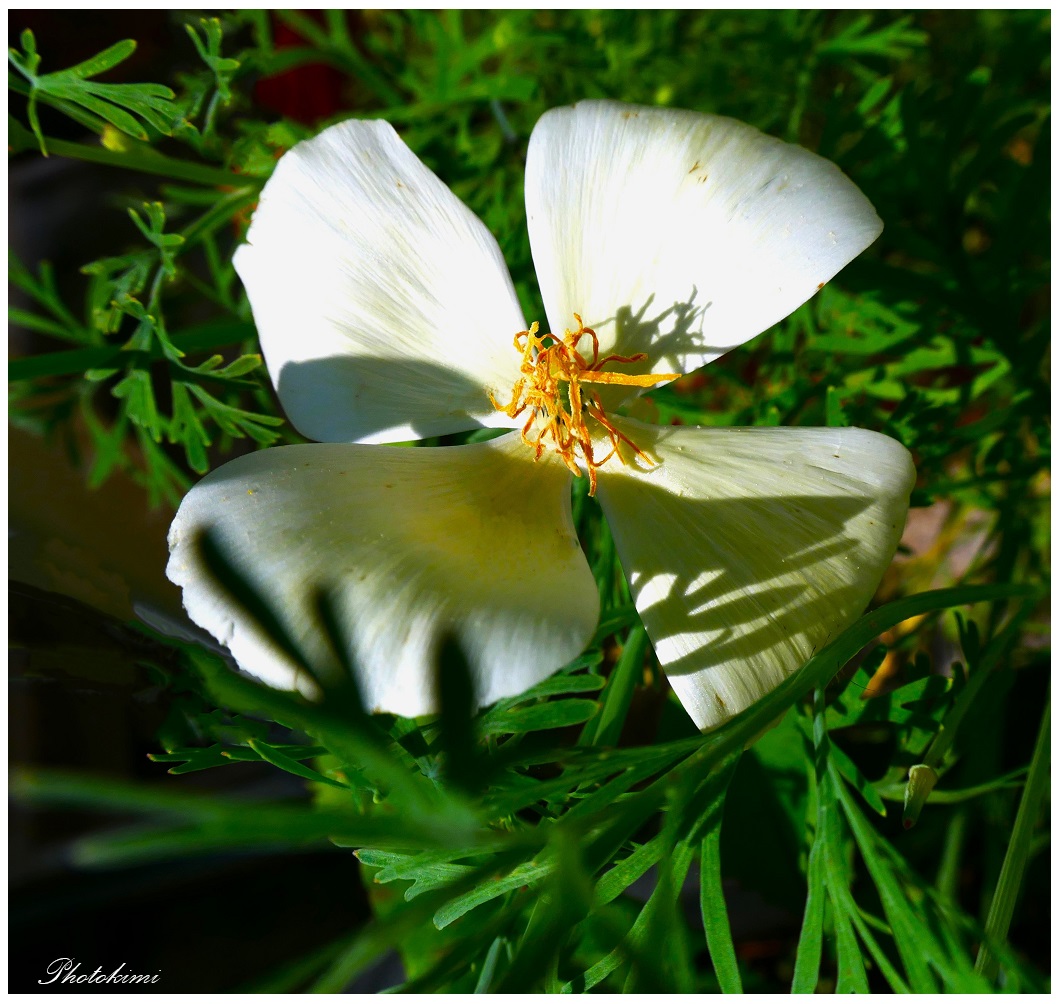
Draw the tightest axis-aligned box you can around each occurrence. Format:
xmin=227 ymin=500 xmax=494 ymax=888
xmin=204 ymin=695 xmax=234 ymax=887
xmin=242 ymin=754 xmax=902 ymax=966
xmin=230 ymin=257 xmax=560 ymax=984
xmin=185 ymin=382 xmax=284 ymax=443
xmin=818 ymin=13 xmax=928 ymax=60
xmin=149 ymin=742 xmax=329 ymax=775
xmin=148 ymin=743 xmax=235 ymax=774
xmin=473 ymin=935 xmax=509 ymax=993
xmin=432 ymin=858 xmax=553 ymax=929
xmin=9 ymin=307 xmax=72 ymax=340
xmin=975 ymin=697 xmax=1051 ymax=980
xmin=112 ymin=368 xmax=162 ymax=440
xmin=169 ymin=381 xmax=211 ymax=473
xmin=593 ymin=828 xmax=670 ymax=907
xmin=14 ymin=35 xmax=178 ymax=146
xmin=700 ymin=809 xmax=743 ymax=992
xmin=825 ymin=384 xmax=848 ymax=427
xmin=62 ymin=39 xmax=137 ymax=79
xmin=824 ymin=831 xmax=870 ymax=992
xmin=311 ymin=852 xmax=531 ymax=992
xmin=53 ymin=84 xmax=148 ymax=139
xmin=185 ymin=17 xmax=240 ymax=105
xmin=829 ymin=741 xmax=888 ymax=817
xmin=248 ymin=738 xmax=350 ymax=790
xmin=791 ymin=824 xmax=827 ymax=992
xmin=562 ymin=839 xmax=699 ymax=993
xmin=476 ymin=698 xmax=600 ymax=737
xmin=624 ymin=848 xmax=697 ymax=992
xmin=835 ymin=777 xmax=943 ymax=991
xmin=579 ymin=626 xmax=648 ymax=746
xmin=487 ymin=666 xmax=605 ymax=711
xmin=356 ymin=848 xmax=478 ymax=900
xmin=12 ymin=768 xmax=487 ymax=866
xmin=13 ymin=28 xmax=41 ymax=76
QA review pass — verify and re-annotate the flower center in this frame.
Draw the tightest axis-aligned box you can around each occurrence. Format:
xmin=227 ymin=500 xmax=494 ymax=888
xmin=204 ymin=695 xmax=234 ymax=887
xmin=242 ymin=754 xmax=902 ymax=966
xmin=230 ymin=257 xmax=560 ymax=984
xmin=490 ymin=314 xmax=679 ymax=495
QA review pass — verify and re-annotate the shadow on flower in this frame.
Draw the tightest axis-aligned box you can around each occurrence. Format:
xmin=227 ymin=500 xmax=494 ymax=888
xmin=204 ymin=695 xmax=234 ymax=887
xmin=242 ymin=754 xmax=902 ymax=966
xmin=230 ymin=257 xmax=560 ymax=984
xmin=611 ymin=293 xmax=716 ymax=370
xmin=273 ymin=288 xmax=734 ymax=441
xmin=628 ymin=490 xmax=872 ymax=672
xmin=187 ymin=452 xmax=882 ymax=729
xmin=598 ymin=470 xmax=888 ymax=724
xmin=277 ymin=355 xmax=503 ymax=442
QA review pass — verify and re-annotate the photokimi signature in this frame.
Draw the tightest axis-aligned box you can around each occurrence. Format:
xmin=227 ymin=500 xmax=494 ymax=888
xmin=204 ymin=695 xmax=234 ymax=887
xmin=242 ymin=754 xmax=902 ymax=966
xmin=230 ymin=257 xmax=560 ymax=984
xmin=39 ymin=958 xmax=161 ymax=987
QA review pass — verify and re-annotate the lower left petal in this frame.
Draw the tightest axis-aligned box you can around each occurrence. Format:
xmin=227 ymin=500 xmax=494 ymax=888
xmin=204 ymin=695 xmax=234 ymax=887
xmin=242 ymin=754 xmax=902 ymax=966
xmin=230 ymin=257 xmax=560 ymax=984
xmin=166 ymin=435 xmax=598 ymax=717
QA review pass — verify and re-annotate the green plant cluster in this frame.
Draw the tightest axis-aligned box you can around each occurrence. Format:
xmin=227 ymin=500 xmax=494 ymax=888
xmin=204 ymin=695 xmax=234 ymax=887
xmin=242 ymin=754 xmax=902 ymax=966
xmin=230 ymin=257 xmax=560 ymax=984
xmin=9 ymin=10 xmax=1049 ymax=993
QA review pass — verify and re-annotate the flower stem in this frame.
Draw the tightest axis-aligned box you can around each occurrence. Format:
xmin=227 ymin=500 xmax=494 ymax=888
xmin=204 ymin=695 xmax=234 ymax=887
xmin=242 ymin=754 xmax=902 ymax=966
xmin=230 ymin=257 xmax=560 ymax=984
xmin=16 ymin=128 xmax=252 ymax=189
xmin=974 ymin=692 xmax=1050 ymax=980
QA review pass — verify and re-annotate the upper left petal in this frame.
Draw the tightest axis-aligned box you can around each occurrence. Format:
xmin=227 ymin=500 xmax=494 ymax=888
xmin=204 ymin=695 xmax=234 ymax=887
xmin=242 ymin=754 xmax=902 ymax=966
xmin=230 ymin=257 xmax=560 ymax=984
xmin=166 ymin=435 xmax=599 ymax=717
xmin=234 ymin=119 xmax=526 ymax=444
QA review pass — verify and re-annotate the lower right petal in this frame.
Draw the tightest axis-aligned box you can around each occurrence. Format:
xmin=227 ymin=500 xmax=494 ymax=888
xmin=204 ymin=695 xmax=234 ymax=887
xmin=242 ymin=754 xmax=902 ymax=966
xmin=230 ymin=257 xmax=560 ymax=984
xmin=594 ymin=419 xmax=916 ymax=731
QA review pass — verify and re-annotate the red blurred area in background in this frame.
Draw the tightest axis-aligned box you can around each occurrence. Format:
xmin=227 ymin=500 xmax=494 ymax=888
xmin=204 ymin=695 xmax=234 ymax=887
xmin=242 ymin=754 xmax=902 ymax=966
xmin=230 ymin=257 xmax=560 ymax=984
xmin=254 ymin=13 xmax=347 ymax=124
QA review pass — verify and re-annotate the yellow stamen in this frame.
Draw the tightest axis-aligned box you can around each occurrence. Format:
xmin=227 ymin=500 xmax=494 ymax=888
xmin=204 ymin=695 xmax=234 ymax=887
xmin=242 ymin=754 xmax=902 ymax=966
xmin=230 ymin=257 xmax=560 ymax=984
xmin=489 ymin=314 xmax=679 ymax=495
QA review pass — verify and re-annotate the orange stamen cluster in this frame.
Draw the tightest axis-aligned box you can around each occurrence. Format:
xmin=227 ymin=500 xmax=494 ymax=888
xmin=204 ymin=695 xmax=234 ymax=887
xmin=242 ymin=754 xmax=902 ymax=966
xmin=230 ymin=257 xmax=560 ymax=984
xmin=490 ymin=314 xmax=680 ymax=495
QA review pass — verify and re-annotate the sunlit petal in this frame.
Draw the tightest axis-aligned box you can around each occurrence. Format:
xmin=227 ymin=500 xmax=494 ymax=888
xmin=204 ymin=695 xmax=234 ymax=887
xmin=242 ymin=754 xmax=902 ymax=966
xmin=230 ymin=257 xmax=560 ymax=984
xmin=526 ymin=101 xmax=882 ymax=399
xmin=594 ymin=419 xmax=915 ymax=730
xmin=167 ymin=435 xmax=598 ymax=716
xmin=234 ymin=119 xmax=526 ymax=444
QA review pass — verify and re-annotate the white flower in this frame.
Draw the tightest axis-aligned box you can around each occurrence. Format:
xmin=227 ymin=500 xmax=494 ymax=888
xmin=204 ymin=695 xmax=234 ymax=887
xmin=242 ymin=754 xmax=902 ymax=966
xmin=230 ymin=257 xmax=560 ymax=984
xmin=166 ymin=100 xmax=915 ymax=731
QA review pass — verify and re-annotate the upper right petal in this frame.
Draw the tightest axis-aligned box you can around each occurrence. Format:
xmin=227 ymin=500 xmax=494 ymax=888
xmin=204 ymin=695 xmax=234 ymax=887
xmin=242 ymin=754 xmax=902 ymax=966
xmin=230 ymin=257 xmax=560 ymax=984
xmin=526 ymin=101 xmax=883 ymax=387
xmin=234 ymin=119 xmax=526 ymax=444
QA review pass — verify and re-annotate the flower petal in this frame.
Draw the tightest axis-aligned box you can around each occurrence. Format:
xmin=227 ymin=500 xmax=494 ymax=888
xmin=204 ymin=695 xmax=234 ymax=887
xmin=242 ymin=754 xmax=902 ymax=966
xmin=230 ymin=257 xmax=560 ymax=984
xmin=594 ymin=419 xmax=915 ymax=731
xmin=167 ymin=436 xmax=599 ymax=717
xmin=234 ymin=119 xmax=526 ymax=444
xmin=526 ymin=101 xmax=882 ymax=388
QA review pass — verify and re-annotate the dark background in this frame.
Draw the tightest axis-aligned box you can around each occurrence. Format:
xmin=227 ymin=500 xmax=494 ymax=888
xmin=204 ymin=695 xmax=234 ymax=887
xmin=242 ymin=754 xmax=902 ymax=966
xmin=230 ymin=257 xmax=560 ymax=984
xmin=9 ymin=11 xmax=389 ymax=992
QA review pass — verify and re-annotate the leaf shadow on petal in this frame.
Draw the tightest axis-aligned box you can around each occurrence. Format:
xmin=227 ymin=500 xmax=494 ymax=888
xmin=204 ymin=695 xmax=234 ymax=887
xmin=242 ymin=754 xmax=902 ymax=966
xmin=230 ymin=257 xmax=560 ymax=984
xmin=171 ymin=439 xmax=598 ymax=718
xmin=277 ymin=355 xmax=506 ymax=442
xmin=590 ymin=292 xmax=748 ymax=410
xmin=601 ymin=478 xmax=887 ymax=693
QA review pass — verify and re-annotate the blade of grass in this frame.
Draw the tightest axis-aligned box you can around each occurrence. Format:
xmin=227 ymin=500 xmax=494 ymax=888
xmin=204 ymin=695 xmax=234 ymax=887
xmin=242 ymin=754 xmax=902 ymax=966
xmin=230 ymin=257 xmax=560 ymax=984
xmin=473 ymin=935 xmax=509 ymax=994
xmin=835 ymin=777 xmax=942 ymax=991
xmin=975 ymin=695 xmax=1051 ymax=980
xmin=791 ymin=830 xmax=827 ymax=993
xmin=809 ymin=687 xmax=868 ymax=992
xmin=830 ymin=742 xmax=887 ymax=816
xmin=579 ymin=625 xmax=648 ymax=746
xmin=700 ymin=811 xmax=742 ymax=992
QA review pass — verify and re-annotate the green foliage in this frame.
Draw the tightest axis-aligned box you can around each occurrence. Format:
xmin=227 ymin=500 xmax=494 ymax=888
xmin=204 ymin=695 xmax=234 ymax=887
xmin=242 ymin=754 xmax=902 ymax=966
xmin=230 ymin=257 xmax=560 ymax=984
xmin=9 ymin=10 xmax=1048 ymax=994
xmin=8 ymin=31 xmax=176 ymax=154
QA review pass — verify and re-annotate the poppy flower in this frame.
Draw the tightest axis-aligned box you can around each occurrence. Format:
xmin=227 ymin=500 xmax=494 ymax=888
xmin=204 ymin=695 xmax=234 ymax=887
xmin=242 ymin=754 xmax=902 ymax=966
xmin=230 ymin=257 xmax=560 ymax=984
xmin=167 ymin=101 xmax=914 ymax=730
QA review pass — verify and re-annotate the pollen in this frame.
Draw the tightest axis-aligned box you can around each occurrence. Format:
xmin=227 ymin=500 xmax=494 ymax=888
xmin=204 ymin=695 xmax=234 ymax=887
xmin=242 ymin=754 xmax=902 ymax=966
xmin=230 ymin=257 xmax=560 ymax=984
xmin=490 ymin=314 xmax=679 ymax=495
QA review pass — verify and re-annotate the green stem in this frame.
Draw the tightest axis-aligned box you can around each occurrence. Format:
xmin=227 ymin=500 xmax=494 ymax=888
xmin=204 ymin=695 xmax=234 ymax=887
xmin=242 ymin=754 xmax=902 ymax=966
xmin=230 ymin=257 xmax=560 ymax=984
xmin=786 ymin=13 xmax=823 ymax=141
xmin=935 ymin=809 xmax=968 ymax=900
xmin=23 ymin=133 xmax=252 ymax=189
xmin=924 ymin=597 xmax=1038 ymax=771
xmin=581 ymin=625 xmax=648 ymax=746
xmin=9 ymin=320 xmax=256 ymax=381
xmin=901 ymin=597 xmax=1036 ymax=830
xmin=974 ymin=694 xmax=1051 ymax=979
